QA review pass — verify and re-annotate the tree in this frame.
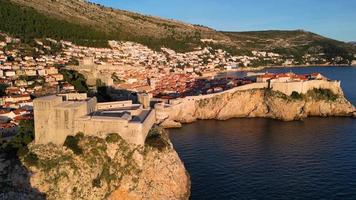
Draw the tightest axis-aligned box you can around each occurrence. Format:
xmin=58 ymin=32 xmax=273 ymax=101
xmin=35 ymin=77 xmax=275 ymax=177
xmin=1 ymin=119 xmax=35 ymax=157
xmin=0 ymin=83 xmax=8 ymax=97
xmin=60 ymin=69 xmax=88 ymax=92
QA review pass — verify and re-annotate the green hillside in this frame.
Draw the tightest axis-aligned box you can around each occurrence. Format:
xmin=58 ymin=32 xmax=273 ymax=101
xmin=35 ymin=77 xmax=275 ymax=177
xmin=0 ymin=0 xmax=202 ymax=51
xmin=0 ymin=0 xmax=355 ymax=63
xmin=223 ymin=30 xmax=355 ymax=61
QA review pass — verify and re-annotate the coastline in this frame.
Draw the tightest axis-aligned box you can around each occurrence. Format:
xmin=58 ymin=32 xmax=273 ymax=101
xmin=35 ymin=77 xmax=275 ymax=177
xmin=201 ymin=64 xmax=355 ymax=78
xmin=156 ymin=80 xmax=356 ymax=128
xmin=236 ymin=64 xmax=356 ymax=72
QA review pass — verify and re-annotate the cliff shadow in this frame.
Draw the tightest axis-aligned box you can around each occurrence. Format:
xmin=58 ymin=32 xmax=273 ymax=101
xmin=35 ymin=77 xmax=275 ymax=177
xmin=0 ymin=145 xmax=46 ymax=200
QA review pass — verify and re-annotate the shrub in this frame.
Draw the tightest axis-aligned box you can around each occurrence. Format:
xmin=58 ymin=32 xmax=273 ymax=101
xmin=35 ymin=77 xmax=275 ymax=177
xmin=145 ymin=127 xmax=170 ymax=151
xmin=307 ymin=88 xmax=338 ymax=101
xmin=1 ymin=119 xmax=34 ymax=158
xmin=0 ymin=83 xmax=8 ymax=97
xmin=24 ymin=152 xmax=39 ymax=167
xmin=59 ymin=69 xmax=88 ymax=93
xmin=290 ymin=91 xmax=303 ymax=100
xmin=92 ymin=176 xmax=101 ymax=188
xmin=105 ymin=133 xmax=120 ymax=143
xmin=63 ymin=135 xmax=83 ymax=155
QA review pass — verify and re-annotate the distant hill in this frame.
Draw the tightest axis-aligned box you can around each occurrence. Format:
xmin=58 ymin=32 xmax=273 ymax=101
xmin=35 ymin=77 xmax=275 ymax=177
xmin=223 ymin=30 xmax=356 ymax=61
xmin=1 ymin=0 xmax=355 ymax=61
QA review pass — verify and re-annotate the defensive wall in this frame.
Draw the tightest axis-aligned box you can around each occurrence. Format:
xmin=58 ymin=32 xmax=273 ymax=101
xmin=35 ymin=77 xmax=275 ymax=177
xmin=74 ymin=109 xmax=155 ymax=146
xmin=155 ymin=80 xmax=343 ymax=122
xmin=269 ymin=80 xmax=341 ymax=96
xmin=169 ymin=80 xmax=341 ymax=105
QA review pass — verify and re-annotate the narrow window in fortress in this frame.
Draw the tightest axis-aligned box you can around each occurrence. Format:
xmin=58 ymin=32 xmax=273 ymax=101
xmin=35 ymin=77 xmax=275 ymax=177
xmin=55 ymin=110 xmax=60 ymax=128
xmin=64 ymin=111 xmax=69 ymax=129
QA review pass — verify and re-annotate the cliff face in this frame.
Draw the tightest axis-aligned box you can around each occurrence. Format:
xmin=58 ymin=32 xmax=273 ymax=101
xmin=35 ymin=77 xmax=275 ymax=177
xmin=157 ymin=88 xmax=355 ymax=127
xmin=1 ymin=128 xmax=190 ymax=200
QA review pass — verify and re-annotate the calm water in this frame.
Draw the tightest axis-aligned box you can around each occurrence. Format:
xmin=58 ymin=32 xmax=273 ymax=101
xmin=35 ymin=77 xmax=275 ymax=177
xmin=169 ymin=67 xmax=356 ymax=200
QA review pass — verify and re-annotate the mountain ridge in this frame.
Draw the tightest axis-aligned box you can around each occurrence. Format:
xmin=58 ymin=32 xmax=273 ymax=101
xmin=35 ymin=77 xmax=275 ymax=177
xmin=1 ymin=0 xmax=355 ymax=62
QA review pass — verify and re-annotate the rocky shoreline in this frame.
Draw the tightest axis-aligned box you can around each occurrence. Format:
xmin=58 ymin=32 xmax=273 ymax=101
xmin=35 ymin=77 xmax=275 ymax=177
xmin=157 ymin=88 xmax=355 ymax=128
xmin=237 ymin=64 xmax=355 ymax=72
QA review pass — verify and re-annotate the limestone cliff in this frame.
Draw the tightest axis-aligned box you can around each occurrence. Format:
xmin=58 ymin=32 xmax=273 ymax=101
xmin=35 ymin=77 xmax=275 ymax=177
xmin=156 ymin=88 xmax=355 ymax=127
xmin=0 ymin=128 xmax=190 ymax=200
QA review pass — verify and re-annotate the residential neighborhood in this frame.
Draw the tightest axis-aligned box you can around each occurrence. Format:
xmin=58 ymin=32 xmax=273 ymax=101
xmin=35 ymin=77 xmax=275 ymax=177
xmin=0 ymin=31 xmax=354 ymax=139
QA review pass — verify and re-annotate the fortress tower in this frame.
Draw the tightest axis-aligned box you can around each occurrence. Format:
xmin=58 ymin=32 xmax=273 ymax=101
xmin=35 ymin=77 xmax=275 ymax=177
xmin=137 ymin=93 xmax=151 ymax=109
xmin=33 ymin=94 xmax=97 ymax=145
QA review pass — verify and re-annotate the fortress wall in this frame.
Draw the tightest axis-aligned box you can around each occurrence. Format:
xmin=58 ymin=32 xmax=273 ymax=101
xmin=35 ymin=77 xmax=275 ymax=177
xmin=270 ymin=80 xmax=342 ymax=96
xmin=303 ymin=80 xmax=341 ymax=94
xmin=87 ymin=98 xmax=97 ymax=113
xmin=155 ymin=80 xmax=343 ymax=124
xmin=52 ymin=103 xmax=88 ymax=145
xmin=140 ymin=109 xmax=156 ymax=143
xmin=96 ymin=101 xmax=133 ymax=110
xmin=74 ymin=118 xmax=145 ymax=145
xmin=230 ymin=82 xmax=269 ymax=93
xmin=169 ymin=80 xmax=340 ymax=108
xmin=270 ymin=82 xmax=304 ymax=96
xmin=169 ymin=83 xmax=269 ymax=105
xmin=60 ymin=93 xmax=88 ymax=101
xmin=33 ymin=96 xmax=63 ymax=145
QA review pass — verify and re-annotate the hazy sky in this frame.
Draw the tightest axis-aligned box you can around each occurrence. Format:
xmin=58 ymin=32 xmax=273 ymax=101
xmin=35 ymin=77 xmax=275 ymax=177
xmin=90 ymin=0 xmax=356 ymax=42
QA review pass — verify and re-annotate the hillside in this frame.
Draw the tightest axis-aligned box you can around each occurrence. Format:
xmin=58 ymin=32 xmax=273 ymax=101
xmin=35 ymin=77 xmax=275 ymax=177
xmin=2 ymin=0 xmax=228 ymax=51
xmin=1 ymin=0 xmax=355 ymax=61
xmin=223 ymin=30 xmax=356 ymax=61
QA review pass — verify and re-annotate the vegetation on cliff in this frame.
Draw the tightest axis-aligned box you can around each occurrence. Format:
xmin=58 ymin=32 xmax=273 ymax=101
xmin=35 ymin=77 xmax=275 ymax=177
xmin=145 ymin=126 xmax=171 ymax=152
xmin=1 ymin=126 xmax=190 ymax=200
xmin=0 ymin=119 xmax=34 ymax=157
xmin=267 ymin=88 xmax=339 ymax=102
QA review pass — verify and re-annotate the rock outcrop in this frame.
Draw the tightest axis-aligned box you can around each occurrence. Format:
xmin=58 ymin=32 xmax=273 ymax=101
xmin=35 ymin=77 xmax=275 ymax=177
xmin=1 ymin=128 xmax=190 ymax=200
xmin=156 ymin=88 xmax=355 ymax=127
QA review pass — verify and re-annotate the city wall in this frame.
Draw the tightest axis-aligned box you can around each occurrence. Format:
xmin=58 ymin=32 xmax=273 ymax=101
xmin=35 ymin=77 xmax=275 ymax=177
xmin=154 ymin=79 xmax=350 ymax=125
xmin=270 ymin=80 xmax=342 ymax=96
xmin=169 ymin=82 xmax=268 ymax=105
xmin=169 ymin=80 xmax=341 ymax=105
xmin=96 ymin=101 xmax=134 ymax=110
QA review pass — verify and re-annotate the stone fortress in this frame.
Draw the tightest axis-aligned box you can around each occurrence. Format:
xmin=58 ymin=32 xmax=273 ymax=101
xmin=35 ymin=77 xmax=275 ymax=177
xmin=155 ymin=76 xmax=345 ymax=124
xmin=33 ymin=93 xmax=154 ymax=146
xmin=33 ymin=73 xmax=345 ymax=146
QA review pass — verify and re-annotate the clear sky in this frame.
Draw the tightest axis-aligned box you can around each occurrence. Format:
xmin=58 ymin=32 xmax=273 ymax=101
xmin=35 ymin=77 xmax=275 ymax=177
xmin=90 ymin=0 xmax=356 ymax=42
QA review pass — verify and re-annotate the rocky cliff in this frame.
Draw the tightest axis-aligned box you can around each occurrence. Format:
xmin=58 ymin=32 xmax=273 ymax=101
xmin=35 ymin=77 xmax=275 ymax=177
xmin=0 ymin=127 xmax=190 ymax=200
xmin=157 ymin=88 xmax=355 ymax=127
